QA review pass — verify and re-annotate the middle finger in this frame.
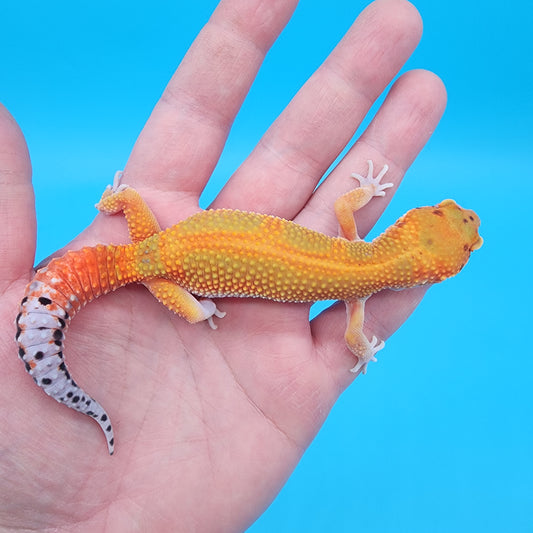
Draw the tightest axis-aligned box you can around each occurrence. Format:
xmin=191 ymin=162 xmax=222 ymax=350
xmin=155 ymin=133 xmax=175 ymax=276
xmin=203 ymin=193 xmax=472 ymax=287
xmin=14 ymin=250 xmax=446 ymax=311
xmin=212 ymin=0 xmax=423 ymax=216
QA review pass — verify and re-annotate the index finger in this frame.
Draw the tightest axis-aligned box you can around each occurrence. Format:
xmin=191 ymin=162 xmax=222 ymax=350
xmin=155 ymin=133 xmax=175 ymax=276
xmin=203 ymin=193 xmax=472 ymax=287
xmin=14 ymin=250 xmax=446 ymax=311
xmin=123 ymin=0 xmax=298 ymax=201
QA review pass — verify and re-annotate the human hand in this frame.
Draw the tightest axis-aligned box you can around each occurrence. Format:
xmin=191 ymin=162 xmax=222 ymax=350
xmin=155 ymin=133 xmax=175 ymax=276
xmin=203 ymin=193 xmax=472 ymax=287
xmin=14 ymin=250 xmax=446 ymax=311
xmin=0 ymin=0 xmax=446 ymax=530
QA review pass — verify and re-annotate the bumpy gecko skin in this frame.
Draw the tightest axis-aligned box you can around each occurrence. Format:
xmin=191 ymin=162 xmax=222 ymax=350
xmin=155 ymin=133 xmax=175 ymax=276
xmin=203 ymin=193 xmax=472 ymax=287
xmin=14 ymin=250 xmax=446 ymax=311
xmin=15 ymin=162 xmax=483 ymax=454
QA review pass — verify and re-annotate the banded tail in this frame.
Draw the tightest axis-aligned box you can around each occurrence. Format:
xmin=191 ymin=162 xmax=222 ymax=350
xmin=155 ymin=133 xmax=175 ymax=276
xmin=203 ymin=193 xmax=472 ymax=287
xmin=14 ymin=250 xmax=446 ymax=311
xmin=15 ymin=244 xmax=138 ymax=455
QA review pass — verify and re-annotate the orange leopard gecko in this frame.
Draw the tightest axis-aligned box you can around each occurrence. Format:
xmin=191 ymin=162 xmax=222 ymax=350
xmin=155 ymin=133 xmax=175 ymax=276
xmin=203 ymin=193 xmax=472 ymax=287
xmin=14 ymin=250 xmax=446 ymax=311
xmin=15 ymin=161 xmax=482 ymax=454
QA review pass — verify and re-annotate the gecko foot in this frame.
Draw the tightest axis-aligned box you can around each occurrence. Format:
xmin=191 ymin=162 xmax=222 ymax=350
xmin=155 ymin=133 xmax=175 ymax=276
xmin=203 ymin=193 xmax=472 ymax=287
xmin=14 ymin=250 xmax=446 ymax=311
xmin=351 ymin=160 xmax=393 ymax=198
xmin=96 ymin=171 xmax=130 ymax=212
xmin=200 ymin=299 xmax=226 ymax=330
xmin=108 ymin=170 xmax=129 ymax=193
xmin=349 ymin=335 xmax=385 ymax=375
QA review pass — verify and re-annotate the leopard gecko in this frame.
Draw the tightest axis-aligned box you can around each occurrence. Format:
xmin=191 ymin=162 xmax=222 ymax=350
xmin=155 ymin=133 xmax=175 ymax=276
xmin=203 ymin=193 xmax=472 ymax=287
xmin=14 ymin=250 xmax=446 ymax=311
xmin=15 ymin=161 xmax=483 ymax=454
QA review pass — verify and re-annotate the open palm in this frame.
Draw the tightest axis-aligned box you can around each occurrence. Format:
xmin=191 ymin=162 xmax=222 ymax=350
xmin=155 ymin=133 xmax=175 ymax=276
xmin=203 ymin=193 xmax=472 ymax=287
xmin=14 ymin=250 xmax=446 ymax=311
xmin=0 ymin=1 xmax=447 ymax=531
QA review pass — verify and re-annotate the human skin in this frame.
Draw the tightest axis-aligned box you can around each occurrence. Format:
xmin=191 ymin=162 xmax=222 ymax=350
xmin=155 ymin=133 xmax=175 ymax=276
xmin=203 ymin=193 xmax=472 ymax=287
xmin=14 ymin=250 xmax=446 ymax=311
xmin=0 ymin=0 xmax=447 ymax=531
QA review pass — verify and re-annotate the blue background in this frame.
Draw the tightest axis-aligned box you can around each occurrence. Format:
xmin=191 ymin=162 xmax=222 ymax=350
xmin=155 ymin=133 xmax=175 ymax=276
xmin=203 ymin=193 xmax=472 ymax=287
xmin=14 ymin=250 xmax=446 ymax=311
xmin=2 ymin=1 xmax=531 ymax=531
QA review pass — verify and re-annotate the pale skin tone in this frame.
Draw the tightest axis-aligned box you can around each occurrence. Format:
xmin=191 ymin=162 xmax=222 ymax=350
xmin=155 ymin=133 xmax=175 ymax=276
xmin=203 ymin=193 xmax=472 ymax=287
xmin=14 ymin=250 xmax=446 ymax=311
xmin=0 ymin=0 xmax=447 ymax=530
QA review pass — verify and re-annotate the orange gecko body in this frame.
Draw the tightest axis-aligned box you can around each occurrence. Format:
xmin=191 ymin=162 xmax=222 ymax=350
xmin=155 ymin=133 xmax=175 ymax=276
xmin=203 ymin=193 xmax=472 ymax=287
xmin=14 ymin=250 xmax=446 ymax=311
xmin=136 ymin=204 xmax=478 ymax=302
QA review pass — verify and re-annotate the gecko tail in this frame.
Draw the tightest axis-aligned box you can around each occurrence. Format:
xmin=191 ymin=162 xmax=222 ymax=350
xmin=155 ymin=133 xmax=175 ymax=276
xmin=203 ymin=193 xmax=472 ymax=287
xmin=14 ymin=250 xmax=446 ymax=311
xmin=16 ymin=273 xmax=116 ymax=455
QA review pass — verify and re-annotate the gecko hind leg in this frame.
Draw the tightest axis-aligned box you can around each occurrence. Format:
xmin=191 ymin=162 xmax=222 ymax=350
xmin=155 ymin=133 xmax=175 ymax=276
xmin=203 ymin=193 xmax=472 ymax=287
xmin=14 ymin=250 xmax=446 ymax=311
xmin=144 ymin=278 xmax=226 ymax=329
xmin=96 ymin=171 xmax=161 ymax=243
xmin=97 ymin=174 xmax=226 ymax=329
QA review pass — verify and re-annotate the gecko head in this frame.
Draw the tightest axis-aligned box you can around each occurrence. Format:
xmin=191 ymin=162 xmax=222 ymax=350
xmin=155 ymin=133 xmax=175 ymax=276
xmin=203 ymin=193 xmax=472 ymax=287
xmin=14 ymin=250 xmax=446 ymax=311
xmin=433 ymin=199 xmax=483 ymax=252
xmin=411 ymin=199 xmax=482 ymax=282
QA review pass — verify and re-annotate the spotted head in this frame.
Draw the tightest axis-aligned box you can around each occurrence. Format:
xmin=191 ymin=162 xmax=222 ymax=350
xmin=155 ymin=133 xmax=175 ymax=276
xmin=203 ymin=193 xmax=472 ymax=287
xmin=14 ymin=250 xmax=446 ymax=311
xmin=409 ymin=199 xmax=483 ymax=282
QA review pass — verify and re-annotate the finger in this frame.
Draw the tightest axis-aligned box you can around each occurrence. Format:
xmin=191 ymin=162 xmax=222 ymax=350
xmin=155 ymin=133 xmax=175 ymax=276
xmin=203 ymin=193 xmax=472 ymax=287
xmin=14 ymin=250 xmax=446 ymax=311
xmin=212 ymin=0 xmax=423 ymax=215
xmin=297 ymin=69 xmax=447 ymax=235
xmin=0 ymin=104 xmax=35 ymax=288
xmin=123 ymin=0 xmax=298 ymax=200
xmin=313 ymin=286 xmax=429 ymax=386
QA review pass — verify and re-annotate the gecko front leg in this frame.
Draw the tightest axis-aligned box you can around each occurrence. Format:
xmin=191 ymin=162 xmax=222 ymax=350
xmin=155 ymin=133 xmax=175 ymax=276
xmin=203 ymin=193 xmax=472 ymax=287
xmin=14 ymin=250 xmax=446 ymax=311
xmin=344 ymin=298 xmax=384 ymax=375
xmin=334 ymin=160 xmax=392 ymax=241
xmin=334 ymin=161 xmax=392 ymax=373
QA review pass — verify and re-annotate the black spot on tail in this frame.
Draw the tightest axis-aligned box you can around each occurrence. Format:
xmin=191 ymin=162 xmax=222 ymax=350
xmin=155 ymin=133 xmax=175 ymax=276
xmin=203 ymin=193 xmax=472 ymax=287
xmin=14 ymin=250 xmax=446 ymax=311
xmin=58 ymin=362 xmax=71 ymax=380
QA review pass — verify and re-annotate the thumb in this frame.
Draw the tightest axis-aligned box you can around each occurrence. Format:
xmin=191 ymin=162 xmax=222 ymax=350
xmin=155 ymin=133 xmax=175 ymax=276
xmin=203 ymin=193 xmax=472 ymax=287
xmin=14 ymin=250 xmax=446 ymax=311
xmin=0 ymin=104 xmax=35 ymax=289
